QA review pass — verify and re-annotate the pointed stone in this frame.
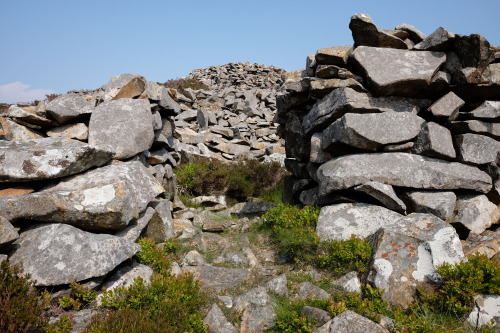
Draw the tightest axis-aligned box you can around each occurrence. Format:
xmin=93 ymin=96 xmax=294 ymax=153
xmin=414 ymin=27 xmax=455 ymax=51
xmin=353 ymin=182 xmax=406 ymax=213
xmin=468 ymin=101 xmax=500 ymax=121
xmin=0 ymin=216 xmax=19 ymax=247
xmin=203 ymin=304 xmax=238 ymax=333
xmin=426 ymin=91 xmax=464 ymax=121
xmin=413 ymin=122 xmax=456 ymax=160
xmin=349 ymin=14 xmax=407 ymax=49
xmin=395 ymin=24 xmax=426 ymax=43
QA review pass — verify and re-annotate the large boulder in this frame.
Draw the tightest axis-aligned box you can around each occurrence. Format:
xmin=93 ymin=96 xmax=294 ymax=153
xmin=317 ymin=153 xmax=492 ymax=195
xmin=351 ymin=46 xmax=446 ymax=96
xmin=88 ymin=99 xmax=154 ymax=160
xmin=316 ymin=203 xmax=403 ymax=241
xmin=322 ymin=112 xmax=424 ymax=151
xmin=9 ymin=223 xmax=140 ymax=286
xmin=368 ymin=214 xmax=464 ymax=308
xmin=0 ymin=138 xmax=113 ymax=182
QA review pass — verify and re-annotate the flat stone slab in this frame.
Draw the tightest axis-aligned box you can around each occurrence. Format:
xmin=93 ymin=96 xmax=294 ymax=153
xmin=46 ymin=94 xmax=95 ymax=124
xmin=316 ymin=203 xmax=403 ymax=241
xmin=353 ymin=182 xmax=406 ymax=213
xmin=88 ymin=99 xmax=154 ymax=160
xmin=317 ymin=153 xmax=492 ymax=195
xmin=9 ymin=223 xmax=140 ymax=286
xmin=351 ymin=46 xmax=446 ymax=96
xmin=316 ymin=310 xmax=389 ymax=333
xmin=405 ymin=191 xmax=456 ymax=221
xmin=182 ymin=266 xmax=250 ymax=291
xmin=0 ymin=138 xmax=114 ymax=182
xmin=322 ymin=112 xmax=424 ymax=151
xmin=455 ymin=133 xmax=500 ymax=165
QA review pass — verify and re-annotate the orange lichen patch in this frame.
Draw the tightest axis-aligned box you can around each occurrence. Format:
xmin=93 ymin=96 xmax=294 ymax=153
xmin=0 ymin=186 xmax=35 ymax=198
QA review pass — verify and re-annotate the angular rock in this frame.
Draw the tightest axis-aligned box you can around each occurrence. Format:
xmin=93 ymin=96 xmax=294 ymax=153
xmin=316 ymin=203 xmax=403 ymax=241
xmin=455 ymin=133 xmax=500 ymax=165
xmin=112 ymin=76 xmax=146 ymax=100
xmin=102 ymin=73 xmax=143 ymax=101
xmin=0 ymin=117 xmax=44 ymax=141
xmin=351 ymin=46 xmax=446 ymax=96
xmin=468 ymin=295 xmax=500 ymax=330
xmin=298 ymin=282 xmax=330 ymax=300
xmin=322 ymin=112 xmax=424 ymax=151
xmin=451 ymin=194 xmax=499 ymax=234
xmin=309 ymin=78 xmax=366 ymax=99
xmin=353 ymin=182 xmax=406 ymax=213
xmin=213 ymin=251 xmax=249 ymax=267
xmin=303 ymin=87 xmax=429 ymax=135
xmin=310 ymin=133 xmax=334 ymax=164
xmin=233 ymin=287 xmax=276 ymax=333
xmin=182 ymin=266 xmax=250 ymax=291
xmin=315 ymin=65 xmax=358 ymax=80
xmin=334 ymin=271 xmax=362 ymax=293
xmin=141 ymin=199 xmax=174 ymax=243
xmin=315 ymin=46 xmax=351 ymax=66
xmin=181 ymin=250 xmax=207 ymax=266
xmin=101 ymin=262 xmax=153 ymax=293
xmin=368 ymin=213 xmax=464 ymax=308
xmin=46 ymin=123 xmax=88 ymax=140
xmin=426 ymin=91 xmax=464 ymax=121
xmin=204 ymin=304 xmax=238 ymax=333
xmin=115 ymin=207 xmax=156 ymax=241
xmin=0 ymin=216 xmax=19 ymax=247
xmin=315 ymin=310 xmax=389 ymax=333
xmin=468 ymin=101 xmax=500 ymax=120
xmin=413 ymin=122 xmax=456 ymax=159
xmin=414 ymin=27 xmax=455 ymax=51
xmin=317 ymin=153 xmax=492 ymax=195
xmin=395 ymin=24 xmax=426 ymax=43
xmin=0 ymin=138 xmax=113 ymax=182
xmin=448 ymin=120 xmax=500 ymax=139
xmin=454 ymin=34 xmax=496 ymax=68
xmin=405 ymin=191 xmax=456 ymax=221
xmin=302 ymin=306 xmax=332 ymax=326
xmin=89 ymin=99 xmax=154 ymax=160
xmin=227 ymin=202 xmax=276 ymax=216
xmin=349 ymin=14 xmax=407 ymax=49
xmin=0 ymin=186 xmax=34 ymax=198
xmin=9 ymin=223 xmax=140 ymax=286
xmin=46 ymin=94 xmax=94 ymax=124
xmin=266 ymin=274 xmax=288 ymax=297
xmin=6 ymin=105 xmax=55 ymax=128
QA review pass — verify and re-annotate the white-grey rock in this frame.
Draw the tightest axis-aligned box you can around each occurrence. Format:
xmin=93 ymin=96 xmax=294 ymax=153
xmin=334 ymin=272 xmax=362 ymax=293
xmin=413 ymin=122 xmax=456 ymax=159
xmin=315 ymin=310 xmax=389 ymax=333
xmin=46 ymin=123 xmax=88 ymax=140
xmin=101 ymin=262 xmax=153 ymax=293
xmin=451 ymin=194 xmax=500 ymax=234
xmin=405 ymin=191 xmax=456 ymax=221
xmin=0 ymin=216 xmax=19 ymax=247
xmin=266 ymin=274 xmax=288 ymax=297
xmin=298 ymin=282 xmax=330 ymax=300
xmin=203 ymin=304 xmax=238 ymax=333
xmin=353 ymin=182 xmax=406 ymax=213
xmin=468 ymin=295 xmax=500 ymax=329
xmin=181 ymin=250 xmax=207 ymax=266
xmin=46 ymin=94 xmax=95 ymax=124
xmin=455 ymin=133 xmax=500 ymax=165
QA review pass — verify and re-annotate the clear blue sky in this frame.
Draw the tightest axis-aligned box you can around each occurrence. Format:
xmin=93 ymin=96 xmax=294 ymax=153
xmin=1 ymin=0 xmax=499 ymax=103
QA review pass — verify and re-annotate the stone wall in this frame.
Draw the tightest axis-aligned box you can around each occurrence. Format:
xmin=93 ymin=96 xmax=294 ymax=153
xmin=276 ymin=14 xmax=500 ymax=309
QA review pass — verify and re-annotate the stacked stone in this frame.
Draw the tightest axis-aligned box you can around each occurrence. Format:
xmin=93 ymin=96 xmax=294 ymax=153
xmin=277 ymin=13 xmax=500 ymax=317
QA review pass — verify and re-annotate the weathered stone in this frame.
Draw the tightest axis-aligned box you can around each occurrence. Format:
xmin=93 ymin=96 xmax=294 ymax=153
xmin=315 ymin=310 xmax=389 ymax=333
xmin=322 ymin=112 xmax=424 ymax=151
xmin=46 ymin=94 xmax=94 ymax=124
xmin=405 ymin=191 xmax=456 ymax=221
xmin=204 ymin=304 xmax=238 ymax=333
xmin=451 ymin=194 xmax=499 ymax=234
xmin=316 ymin=203 xmax=403 ymax=241
xmin=462 ymin=235 xmax=499 ymax=258
xmin=448 ymin=120 xmax=500 ymax=139
xmin=0 ymin=216 xmax=19 ymax=247
xmin=309 ymin=78 xmax=366 ymax=99
xmin=351 ymin=46 xmax=446 ymax=96
xmin=102 ymin=73 xmax=143 ymax=101
xmin=353 ymin=182 xmax=406 ymax=213
xmin=303 ymin=87 xmax=429 ymax=135
xmin=315 ymin=46 xmax=351 ymax=66
xmin=454 ymin=34 xmax=496 ymax=68
xmin=89 ymin=99 xmax=154 ymax=160
xmin=191 ymin=195 xmax=227 ymax=210
xmin=349 ymin=14 xmax=407 ymax=49
xmin=302 ymin=306 xmax=333 ymax=326
xmin=266 ymin=274 xmax=288 ymax=297
xmin=211 ymin=142 xmax=250 ymax=156
xmin=6 ymin=105 xmax=55 ymax=128
xmin=334 ymin=271 xmax=362 ymax=293
xmin=214 ymin=251 xmax=249 ymax=267
xmin=468 ymin=295 xmax=500 ymax=329
xmin=368 ymin=213 xmax=464 ymax=308
xmin=182 ymin=266 xmax=250 ymax=291
xmin=315 ymin=65 xmax=358 ymax=80
xmin=101 ymin=262 xmax=153 ymax=293
xmin=317 ymin=153 xmax=492 ymax=195
xmin=0 ymin=186 xmax=34 ymax=198
xmin=0 ymin=138 xmax=113 ymax=182
xmin=0 ymin=117 xmax=44 ymax=140
xmin=413 ymin=122 xmax=456 ymax=160
xmin=234 ymin=287 xmax=276 ymax=333
xmin=181 ymin=250 xmax=207 ymax=266
xmin=414 ymin=27 xmax=455 ymax=51
xmin=115 ymin=207 xmax=155 ymax=242
xmin=112 ymin=76 xmax=146 ymax=100
xmin=395 ymin=24 xmax=426 ymax=43
xmin=426 ymin=91 xmax=464 ymax=121
xmin=298 ymin=282 xmax=330 ymax=300
xmin=455 ymin=133 xmax=500 ymax=165
xmin=285 ymin=113 xmax=310 ymax=161
xmin=46 ymin=123 xmax=88 ymax=140
xmin=9 ymin=223 xmax=140 ymax=286
xmin=383 ymin=141 xmax=414 ymax=152
xmin=142 ymin=199 xmax=174 ymax=243
xmin=468 ymin=101 xmax=500 ymax=120
xmin=310 ymin=133 xmax=334 ymax=164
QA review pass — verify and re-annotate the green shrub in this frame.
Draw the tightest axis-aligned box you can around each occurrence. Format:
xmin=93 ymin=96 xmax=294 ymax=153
xmin=58 ymin=281 xmax=97 ymax=310
xmin=317 ymin=236 xmax=372 ymax=275
xmin=0 ymin=261 xmax=50 ymax=332
xmin=161 ymin=78 xmax=209 ymax=91
xmin=420 ymin=254 xmax=500 ymax=316
xmin=134 ymin=238 xmax=172 ymax=273
xmin=89 ymin=273 xmax=207 ymax=333
xmin=175 ymin=157 xmax=286 ymax=203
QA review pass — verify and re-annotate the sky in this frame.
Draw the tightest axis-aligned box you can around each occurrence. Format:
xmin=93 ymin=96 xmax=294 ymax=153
xmin=1 ymin=0 xmax=500 ymax=104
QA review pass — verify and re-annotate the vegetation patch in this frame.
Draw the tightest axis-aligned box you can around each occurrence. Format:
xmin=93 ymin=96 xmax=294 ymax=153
xmin=175 ymin=157 xmax=286 ymax=204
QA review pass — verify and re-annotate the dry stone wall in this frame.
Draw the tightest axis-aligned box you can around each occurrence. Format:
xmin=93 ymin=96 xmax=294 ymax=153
xmin=276 ymin=14 xmax=500 ymax=310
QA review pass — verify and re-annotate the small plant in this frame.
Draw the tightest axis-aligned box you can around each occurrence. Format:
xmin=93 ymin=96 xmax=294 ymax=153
xmin=419 ymin=254 xmax=500 ymax=316
xmin=0 ymin=261 xmax=50 ymax=332
xmin=58 ymin=281 xmax=97 ymax=310
xmin=134 ymin=238 xmax=172 ymax=273
xmin=317 ymin=236 xmax=372 ymax=275
xmin=45 ymin=93 xmax=60 ymax=102
xmin=161 ymin=78 xmax=209 ymax=91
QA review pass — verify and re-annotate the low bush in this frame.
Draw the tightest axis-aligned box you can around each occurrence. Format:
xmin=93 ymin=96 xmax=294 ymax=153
xmin=133 ymin=238 xmax=173 ymax=273
xmin=161 ymin=78 xmax=209 ymax=91
xmin=58 ymin=281 xmax=98 ymax=310
xmin=175 ymin=157 xmax=286 ymax=204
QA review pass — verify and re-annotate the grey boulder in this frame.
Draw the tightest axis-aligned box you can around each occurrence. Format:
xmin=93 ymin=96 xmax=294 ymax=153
xmin=46 ymin=94 xmax=95 ymax=124
xmin=316 ymin=203 xmax=403 ymax=241
xmin=414 ymin=27 xmax=455 ymax=51
xmin=413 ymin=122 xmax=456 ymax=160
xmin=88 ymin=99 xmax=154 ymax=160
xmin=451 ymin=194 xmax=500 ymax=234
xmin=405 ymin=191 xmax=456 ymax=221
xmin=203 ymin=304 xmax=238 ymax=333
xmin=0 ymin=138 xmax=113 ymax=182
xmin=426 ymin=91 xmax=464 ymax=121
xmin=455 ymin=133 xmax=500 ymax=165
xmin=9 ymin=223 xmax=140 ymax=286
xmin=353 ymin=182 xmax=406 ymax=213
xmin=314 ymin=310 xmax=389 ymax=333
xmin=351 ymin=46 xmax=446 ymax=96
xmin=349 ymin=14 xmax=407 ymax=49
xmin=317 ymin=153 xmax=492 ymax=195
